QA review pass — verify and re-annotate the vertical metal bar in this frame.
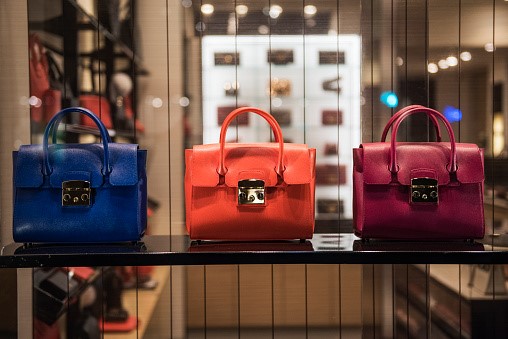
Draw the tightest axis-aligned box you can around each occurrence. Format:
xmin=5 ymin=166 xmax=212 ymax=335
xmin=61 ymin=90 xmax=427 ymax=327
xmin=204 ymin=266 xmax=207 ymax=339
xmin=17 ymin=268 xmax=33 ymax=339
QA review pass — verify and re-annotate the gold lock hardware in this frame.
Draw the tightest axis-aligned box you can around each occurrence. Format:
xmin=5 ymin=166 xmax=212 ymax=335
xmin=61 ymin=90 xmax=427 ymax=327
xmin=238 ymin=179 xmax=265 ymax=205
xmin=62 ymin=180 xmax=91 ymax=206
xmin=411 ymin=178 xmax=438 ymax=203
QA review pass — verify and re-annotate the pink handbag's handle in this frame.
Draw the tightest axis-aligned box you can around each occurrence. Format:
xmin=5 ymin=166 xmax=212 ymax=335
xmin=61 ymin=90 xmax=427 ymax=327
xmin=218 ymin=107 xmax=285 ymax=177
xmin=381 ymin=105 xmax=442 ymax=142
xmin=390 ymin=106 xmax=457 ymax=174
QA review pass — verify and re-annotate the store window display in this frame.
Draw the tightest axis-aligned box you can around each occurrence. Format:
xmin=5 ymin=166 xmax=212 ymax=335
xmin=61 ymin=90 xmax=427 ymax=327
xmin=0 ymin=0 xmax=508 ymax=338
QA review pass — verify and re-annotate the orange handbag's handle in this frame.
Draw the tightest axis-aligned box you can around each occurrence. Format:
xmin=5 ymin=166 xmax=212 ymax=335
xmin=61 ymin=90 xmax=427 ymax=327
xmin=218 ymin=106 xmax=285 ymax=177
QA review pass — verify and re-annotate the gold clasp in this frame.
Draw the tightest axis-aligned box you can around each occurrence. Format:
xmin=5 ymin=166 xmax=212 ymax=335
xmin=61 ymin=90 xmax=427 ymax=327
xmin=238 ymin=179 xmax=265 ymax=205
xmin=62 ymin=180 xmax=91 ymax=206
xmin=411 ymin=178 xmax=438 ymax=203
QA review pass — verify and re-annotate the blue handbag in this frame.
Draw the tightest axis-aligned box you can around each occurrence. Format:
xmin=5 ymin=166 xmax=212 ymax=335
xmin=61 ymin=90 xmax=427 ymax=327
xmin=13 ymin=107 xmax=147 ymax=243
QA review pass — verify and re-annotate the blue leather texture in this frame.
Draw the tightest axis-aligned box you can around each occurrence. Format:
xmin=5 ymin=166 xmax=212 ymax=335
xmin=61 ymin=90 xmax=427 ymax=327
xmin=12 ymin=107 xmax=147 ymax=243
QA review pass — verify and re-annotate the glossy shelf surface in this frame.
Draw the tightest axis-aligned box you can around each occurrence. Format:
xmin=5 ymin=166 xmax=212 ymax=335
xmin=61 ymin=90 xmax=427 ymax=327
xmin=1 ymin=233 xmax=508 ymax=268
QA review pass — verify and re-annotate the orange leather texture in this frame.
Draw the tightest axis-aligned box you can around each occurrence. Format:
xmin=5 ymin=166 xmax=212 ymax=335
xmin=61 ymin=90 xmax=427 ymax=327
xmin=185 ymin=107 xmax=316 ymax=240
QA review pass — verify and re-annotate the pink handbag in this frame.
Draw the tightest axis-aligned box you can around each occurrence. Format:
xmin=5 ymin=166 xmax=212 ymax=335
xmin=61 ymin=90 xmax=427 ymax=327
xmin=185 ymin=107 xmax=316 ymax=241
xmin=353 ymin=106 xmax=485 ymax=240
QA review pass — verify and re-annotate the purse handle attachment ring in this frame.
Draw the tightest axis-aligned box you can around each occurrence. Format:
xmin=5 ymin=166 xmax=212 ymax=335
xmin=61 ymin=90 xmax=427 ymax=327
xmin=43 ymin=107 xmax=112 ymax=176
xmin=218 ymin=106 xmax=285 ymax=177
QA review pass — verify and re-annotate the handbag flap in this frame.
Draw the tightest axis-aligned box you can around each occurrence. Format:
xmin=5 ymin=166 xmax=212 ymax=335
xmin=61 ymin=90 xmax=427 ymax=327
xmin=189 ymin=143 xmax=313 ymax=187
xmin=358 ymin=142 xmax=484 ymax=185
xmin=14 ymin=143 xmax=139 ymax=188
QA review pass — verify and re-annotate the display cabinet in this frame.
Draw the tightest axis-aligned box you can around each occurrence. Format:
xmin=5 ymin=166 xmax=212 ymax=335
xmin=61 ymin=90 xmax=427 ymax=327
xmin=27 ymin=0 xmax=145 ymax=141
xmin=394 ymin=264 xmax=508 ymax=338
xmin=3 ymin=0 xmax=508 ymax=338
xmin=202 ymin=35 xmax=360 ymax=222
xmin=1 ymin=235 xmax=508 ymax=338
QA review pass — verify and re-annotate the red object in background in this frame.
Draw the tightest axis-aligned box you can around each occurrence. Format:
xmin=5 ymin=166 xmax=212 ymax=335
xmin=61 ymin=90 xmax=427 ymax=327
xmin=34 ymin=318 xmax=60 ymax=339
xmin=29 ymin=34 xmax=61 ymax=124
xmin=64 ymin=267 xmax=95 ymax=281
xmin=79 ymin=95 xmax=114 ymax=129
xmin=124 ymin=95 xmax=145 ymax=133
xmin=100 ymin=316 xmax=138 ymax=333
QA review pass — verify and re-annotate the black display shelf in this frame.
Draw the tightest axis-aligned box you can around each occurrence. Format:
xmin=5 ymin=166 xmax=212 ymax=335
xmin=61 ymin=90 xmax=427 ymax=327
xmin=2 ymin=234 xmax=508 ymax=268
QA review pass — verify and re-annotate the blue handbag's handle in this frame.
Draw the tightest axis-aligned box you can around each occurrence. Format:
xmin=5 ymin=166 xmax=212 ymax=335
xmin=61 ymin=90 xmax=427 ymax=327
xmin=48 ymin=114 xmax=113 ymax=144
xmin=43 ymin=107 xmax=112 ymax=176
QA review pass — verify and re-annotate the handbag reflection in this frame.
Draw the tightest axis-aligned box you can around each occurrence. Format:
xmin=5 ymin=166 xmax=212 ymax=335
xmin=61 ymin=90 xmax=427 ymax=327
xmin=353 ymin=105 xmax=485 ymax=240
xmin=185 ymin=106 xmax=316 ymax=240
xmin=13 ymin=107 xmax=147 ymax=243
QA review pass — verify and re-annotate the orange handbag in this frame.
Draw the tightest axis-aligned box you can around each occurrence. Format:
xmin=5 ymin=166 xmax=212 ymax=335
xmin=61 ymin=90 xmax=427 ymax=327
xmin=185 ymin=107 xmax=316 ymax=240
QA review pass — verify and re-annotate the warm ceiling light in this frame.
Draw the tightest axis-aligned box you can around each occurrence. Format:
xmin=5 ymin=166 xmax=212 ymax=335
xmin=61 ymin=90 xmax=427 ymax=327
xmin=395 ymin=57 xmax=404 ymax=66
xmin=427 ymin=63 xmax=438 ymax=74
xmin=201 ymin=4 xmax=214 ymax=15
xmin=438 ymin=59 xmax=449 ymax=69
xmin=460 ymin=51 xmax=472 ymax=61
xmin=236 ymin=5 xmax=248 ymax=16
xmin=304 ymin=5 xmax=317 ymax=16
xmin=485 ymin=43 xmax=495 ymax=52
xmin=269 ymin=5 xmax=283 ymax=19
xmin=446 ymin=56 xmax=458 ymax=67
xmin=181 ymin=0 xmax=192 ymax=8
xmin=258 ymin=25 xmax=269 ymax=34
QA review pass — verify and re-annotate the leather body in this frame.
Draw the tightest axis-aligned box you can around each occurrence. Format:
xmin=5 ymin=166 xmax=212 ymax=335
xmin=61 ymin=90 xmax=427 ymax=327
xmin=353 ymin=142 xmax=485 ymax=240
xmin=185 ymin=143 xmax=316 ymax=240
xmin=13 ymin=143 xmax=147 ymax=243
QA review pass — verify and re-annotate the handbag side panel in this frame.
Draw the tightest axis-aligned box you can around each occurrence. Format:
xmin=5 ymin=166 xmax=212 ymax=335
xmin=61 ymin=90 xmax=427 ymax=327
xmin=352 ymin=147 xmax=365 ymax=238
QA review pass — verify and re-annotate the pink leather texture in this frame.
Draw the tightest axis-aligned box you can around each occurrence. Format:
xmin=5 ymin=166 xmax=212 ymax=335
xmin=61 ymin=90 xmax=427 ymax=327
xmin=185 ymin=107 xmax=316 ymax=240
xmin=353 ymin=106 xmax=485 ymax=240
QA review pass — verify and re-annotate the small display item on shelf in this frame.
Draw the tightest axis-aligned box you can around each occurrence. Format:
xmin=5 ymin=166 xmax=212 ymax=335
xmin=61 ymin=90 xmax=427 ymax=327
xmin=322 ymin=77 xmax=341 ymax=93
xmin=214 ymin=52 xmax=240 ymax=65
xmin=322 ymin=109 xmax=343 ymax=125
xmin=224 ymin=81 xmax=240 ymax=96
xmin=267 ymin=49 xmax=294 ymax=65
xmin=65 ymin=267 xmax=95 ymax=281
xmin=34 ymin=268 xmax=81 ymax=325
xmin=315 ymin=164 xmax=347 ymax=185
xmin=319 ymin=51 xmax=345 ymax=65
xmin=218 ymin=105 xmax=249 ymax=125
xmin=317 ymin=199 xmax=344 ymax=215
xmin=120 ymin=266 xmax=159 ymax=290
xmin=271 ymin=109 xmax=292 ymax=126
xmin=269 ymin=78 xmax=292 ymax=97
xmin=100 ymin=316 xmax=138 ymax=333
xmin=323 ymin=143 xmax=338 ymax=155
